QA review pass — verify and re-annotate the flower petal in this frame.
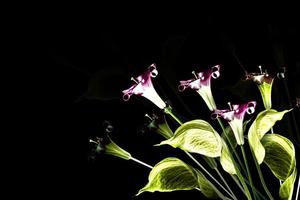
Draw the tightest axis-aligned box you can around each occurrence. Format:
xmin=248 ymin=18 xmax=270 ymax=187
xmin=122 ymin=64 xmax=166 ymax=109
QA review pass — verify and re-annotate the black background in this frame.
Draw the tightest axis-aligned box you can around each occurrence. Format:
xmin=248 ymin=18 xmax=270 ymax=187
xmin=17 ymin=8 xmax=300 ymax=199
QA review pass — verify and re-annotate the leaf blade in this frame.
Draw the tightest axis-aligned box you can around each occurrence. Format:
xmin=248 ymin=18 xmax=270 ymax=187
xmin=248 ymin=109 xmax=291 ymax=164
xmin=261 ymin=134 xmax=295 ymax=180
xmin=220 ymin=140 xmax=237 ymax=175
xmin=137 ymin=157 xmax=217 ymax=199
xmin=159 ymin=120 xmax=222 ymax=157
xmin=279 ymin=168 xmax=297 ymax=200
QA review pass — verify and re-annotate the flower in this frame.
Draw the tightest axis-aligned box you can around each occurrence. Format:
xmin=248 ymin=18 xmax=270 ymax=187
xmin=89 ymin=121 xmax=131 ymax=160
xmin=245 ymin=66 xmax=274 ymax=109
xmin=122 ymin=64 xmax=166 ymax=109
xmin=212 ymin=101 xmax=257 ymax=145
xmin=145 ymin=113 xmax=174 ymax=139
xmin=178 ymin=65 xmax=220 ymax=111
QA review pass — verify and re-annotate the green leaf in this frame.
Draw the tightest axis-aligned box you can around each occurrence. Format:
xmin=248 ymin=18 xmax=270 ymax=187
xmin=279 ymin=168 xmax=297 ymax=200
xmin=248 ymin=126 xmax=266 ymax=164
xmin=220 ymin=140 xmax=236 ymax=175
xmin=260 ymin=134 xmax=297 ymax=200
xmin=248 ymin=109 xmax=291 ymax=164
xmin=137 ymin=157 xmax=217 ymax=199
xmin=261 ymin=134 xmax=296 ymax=180
xmin=195 ymin=169 xmax=219 ymax=199
xmin=158 ymin=120 xmax=222 ymax=157
xmin=254 ymin=109 xmax=291 ymax=138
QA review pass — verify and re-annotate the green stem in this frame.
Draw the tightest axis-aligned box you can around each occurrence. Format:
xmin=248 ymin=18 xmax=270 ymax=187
xmin=235 ymin=164 xmax=252 ymax=200
xmin=232 ymin=175 xmax=268 ymax=200
xmin=185 ymin=152 xmax=236 ymax=200
xmin=164 ymin=107 xmax=183 ymax=125
xmin=215 ymin=168 xmax=238 ymax=200
xmin=130 ymin=157 xmax=153 ymax=169
xmin=231 ymin=175 xmax=247 ymax=195
xmin=241 ymin=176 xmax=268 ymax=200
xmin=240 ymin=145 xmax=257 ymax=200
xmin=251 ymin=150 xmax=274 ymax=200
xmin=217 ymin=118 xmax=247 ymax=174
xmin=196 ymin=187 xmax=231 ymax=200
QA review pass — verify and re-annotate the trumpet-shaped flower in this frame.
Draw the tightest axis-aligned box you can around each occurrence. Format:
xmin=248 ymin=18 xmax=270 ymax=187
xmin=145 ymin=113 xmax=174 ymax=139
xmin=122 ymin=64 xmax=166 ymax=109
xmin=178 ymin=65 xmax=220 ymax=111
xmin=212 ymin=101 xmax=257 ymax=145
xmin=89 ymin=122 xmax=131 ymax=160
xmin=245 ymin=66 xmax=274 ymax=109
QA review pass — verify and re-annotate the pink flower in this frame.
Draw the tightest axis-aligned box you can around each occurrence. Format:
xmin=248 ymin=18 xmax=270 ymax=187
xmin=122 ymin=64 xmax=166 ymax=109
xmin=212 ymin=101 xmax=257 ymax=145
xmin=178 ymin=65 xmax=220 ymax=111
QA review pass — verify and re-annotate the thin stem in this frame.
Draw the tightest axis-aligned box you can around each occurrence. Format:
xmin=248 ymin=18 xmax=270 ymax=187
xmin=130 ymin=157 xmax=153 ymax=169
xmin=185 ymin=152 xmax=236 ymax=199
xmin=217 ymin=118 xmax=247 ymax=174
xmin=251 ymin=150 xmax=274 ymax=200
xmin=232 ymin=175 xmax=268 ymax=200
xmin=240 ymin=145 xmax=257 ymax=200
xmin=295 ymin=174 xmax=300 ymax=200
xmin=231 ymin=175 xmax=247 ymax=196
xmin=195 ymin=188 xmax=232 ymax=200
xmin=245 ymin=179 xmax=268 ymax=200
xmin=271 ymin=127 xmax=274 ymax=134
xmin=164 ymin=107 xmax=183 ymax=125
xmin=215 ymin=168 xmax=238 ymax=200
xmin=232 ymin=159 xmax=252 ymax=200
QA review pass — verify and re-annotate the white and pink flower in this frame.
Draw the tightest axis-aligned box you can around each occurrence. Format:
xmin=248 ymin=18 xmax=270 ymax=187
xmin=122 ymin=64 xmax=166 ymax=109
xmin=178 ymin=65 xmax=221 ymax=111
xmin=212 ymin=101 xmax=257 ymax=145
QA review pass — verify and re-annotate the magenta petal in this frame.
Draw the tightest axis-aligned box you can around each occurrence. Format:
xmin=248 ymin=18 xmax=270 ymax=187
xmin=178 ymin=65 xmax=221 ymax=91
xmin=213 ymin=101 xmax=257 ymax=145
xmin=213 ymin=109 xmax=234 ymax=121
xmin=122 ymin=64 xmax=166 ymax=109
xmin=232 ymin=101 xmax=257 ymax=120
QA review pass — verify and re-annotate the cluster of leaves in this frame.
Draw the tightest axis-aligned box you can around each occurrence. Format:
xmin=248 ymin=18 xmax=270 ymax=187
xmin=89 ymin=64 xmax=298 ymax=200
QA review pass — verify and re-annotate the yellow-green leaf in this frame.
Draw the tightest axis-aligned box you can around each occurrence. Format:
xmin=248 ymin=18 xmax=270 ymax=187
xmin=220 ymin=140 xmax=236 ymax=175
xmin=261 ymin=134 xmax=296 ymax=180
xmin=260 ymin=134 xmax=296 ymax=200
xmin=248 ymin=109 xmax=291 ymax=164
xmin=159 ymin=120 xmax=222 ymax=157
xmin=195 ymin=169 xmax=219 ymax=198
xmin=279 ymin=168 xmax=297 ymax=200
xmin=137 ymin=157 xmax=217 ymax=199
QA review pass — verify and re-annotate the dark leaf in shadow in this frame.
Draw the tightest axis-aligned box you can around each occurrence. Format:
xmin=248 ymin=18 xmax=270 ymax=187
xmin=226 ymin=79 xmax=259 ymax=102
xmin=80 ymin=67 xmax=129 ymax=101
